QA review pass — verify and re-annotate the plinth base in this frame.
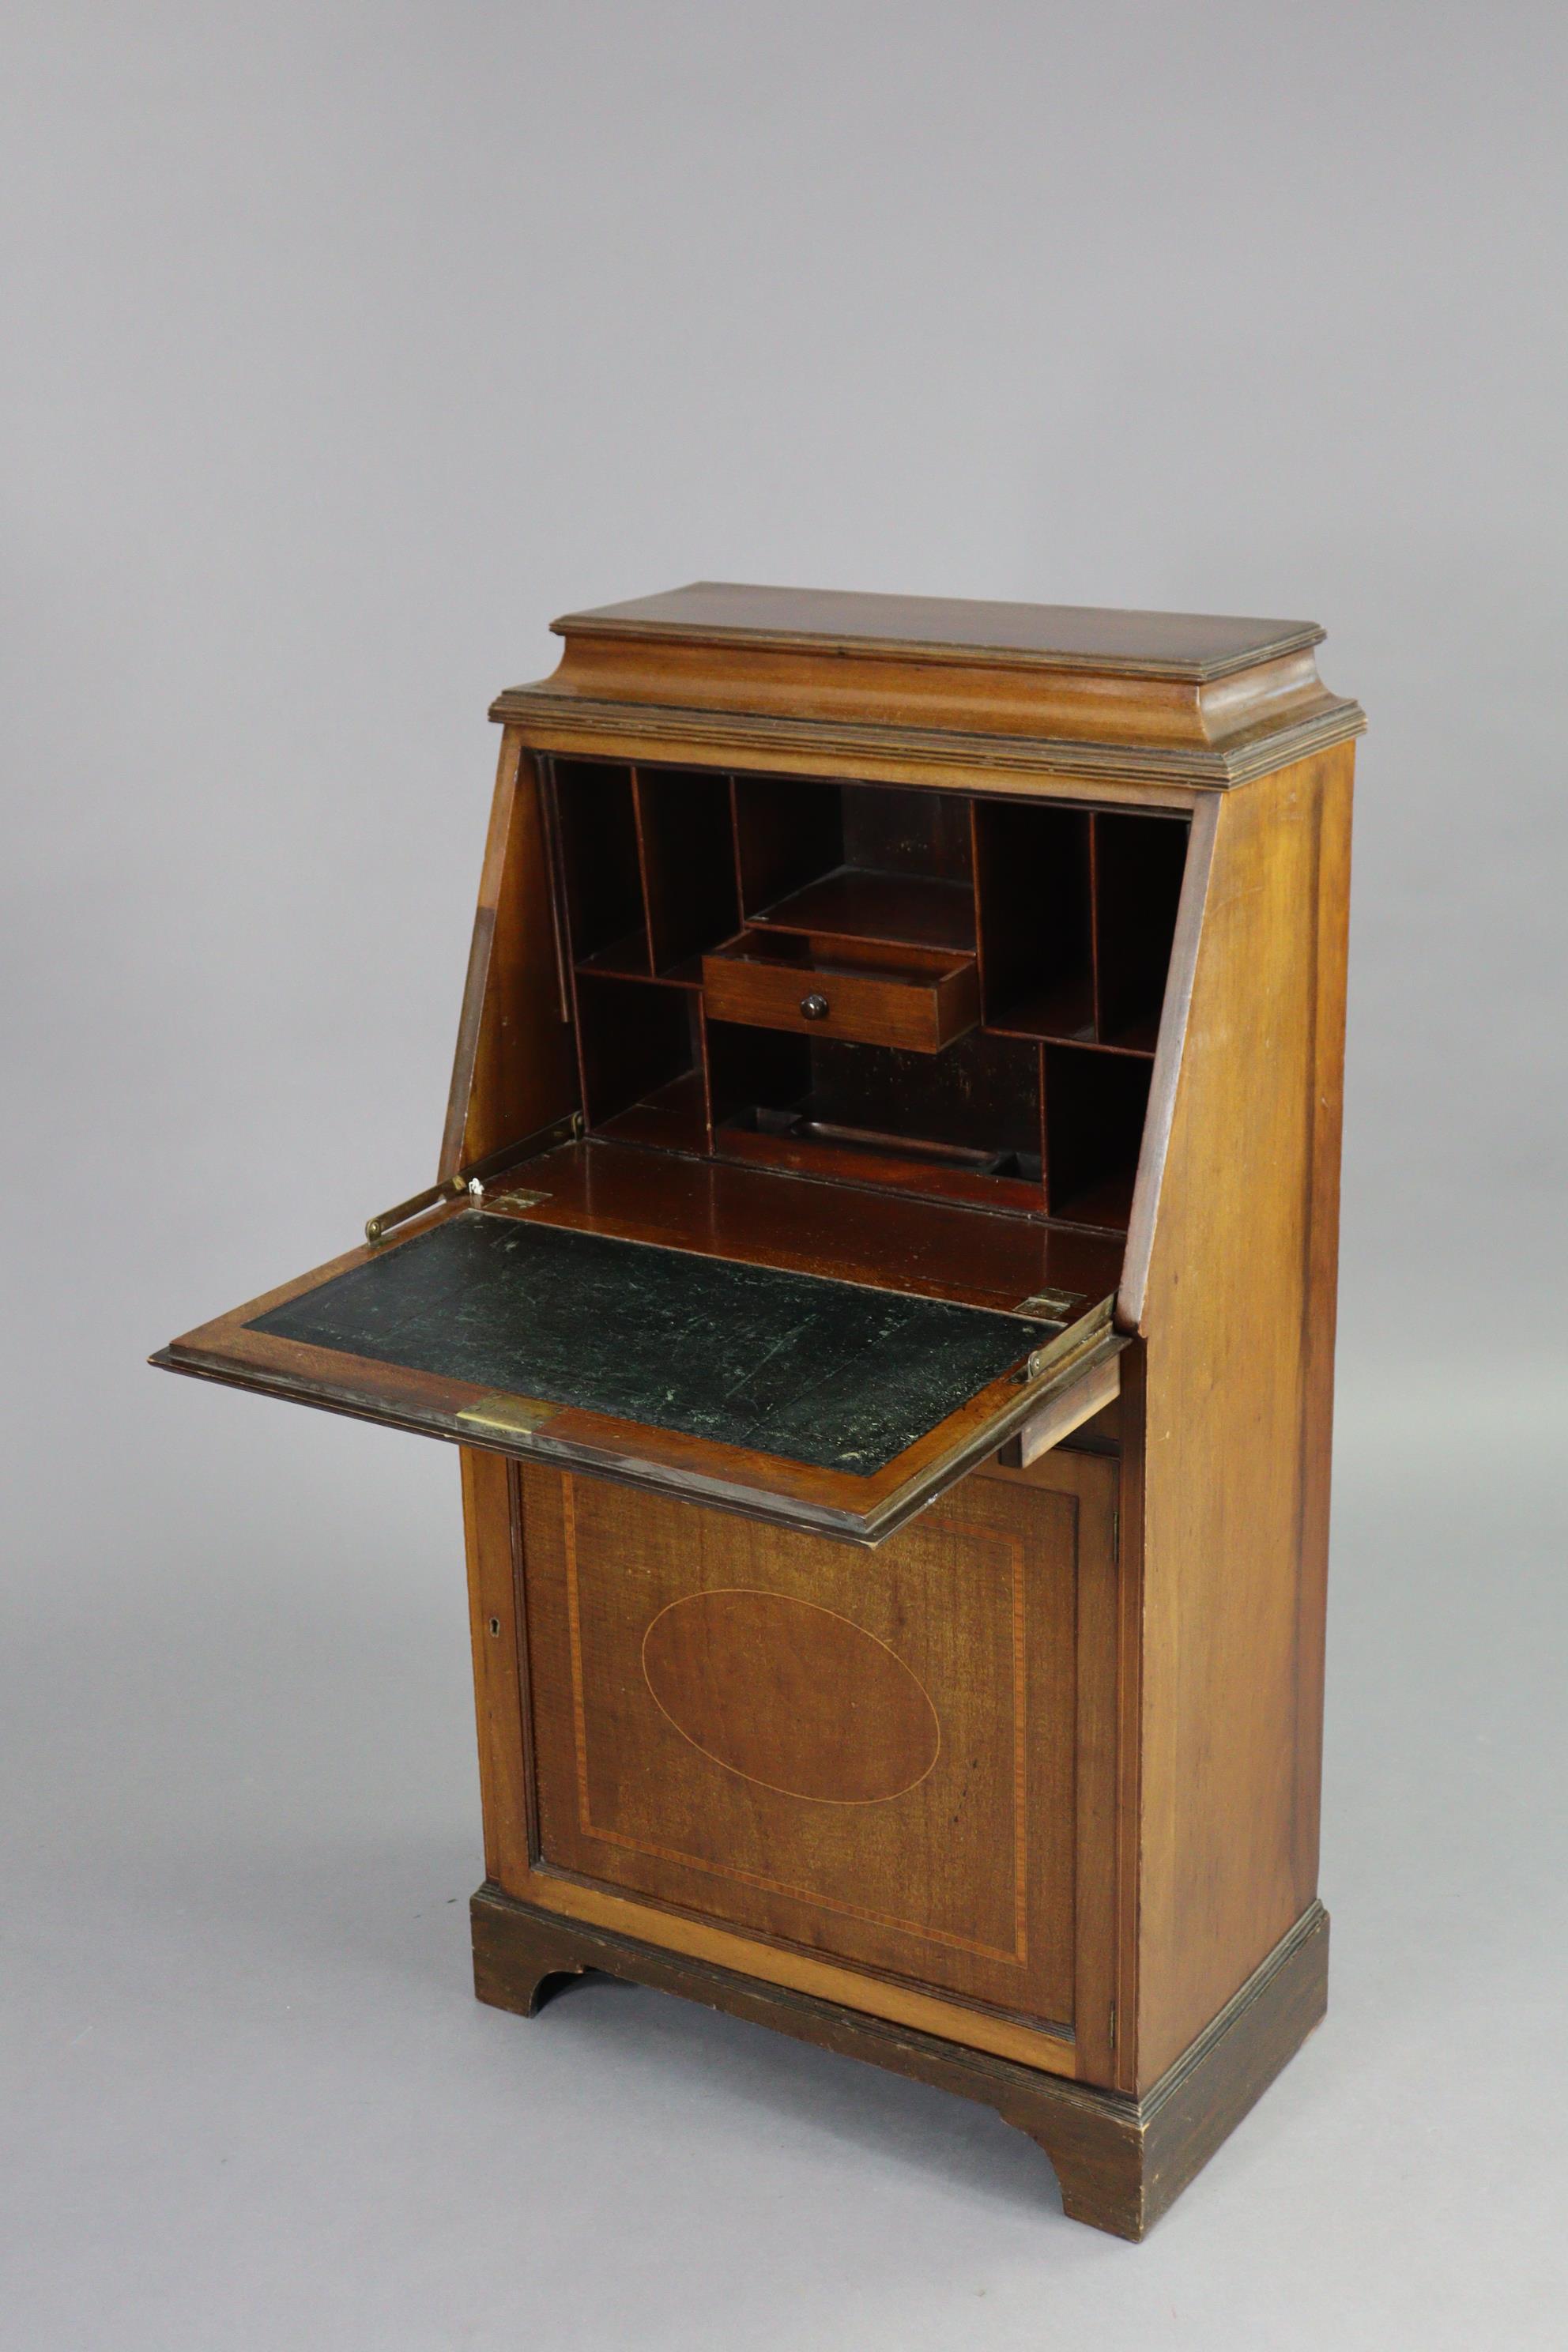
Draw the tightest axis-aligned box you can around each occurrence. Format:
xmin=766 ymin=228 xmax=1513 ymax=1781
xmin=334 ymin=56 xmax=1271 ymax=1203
xmin=471 ymin=1885 xmax=1328 ymax=2240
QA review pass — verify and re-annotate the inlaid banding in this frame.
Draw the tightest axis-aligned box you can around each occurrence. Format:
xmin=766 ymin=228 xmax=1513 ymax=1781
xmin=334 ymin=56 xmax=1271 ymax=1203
xmin=641 ymin=1588 xmax=940 ymax=1805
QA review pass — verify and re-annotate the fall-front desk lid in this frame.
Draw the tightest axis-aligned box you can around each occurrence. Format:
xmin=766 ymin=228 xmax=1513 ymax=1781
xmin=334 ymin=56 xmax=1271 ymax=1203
xmin=153 ymin=1195 xmax=1111 ymax=1544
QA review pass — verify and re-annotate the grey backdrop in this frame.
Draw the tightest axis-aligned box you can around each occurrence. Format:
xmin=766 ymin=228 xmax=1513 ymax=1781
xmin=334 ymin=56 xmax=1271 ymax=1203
xmin=4 ymin=4 xmax=1566 ymax=2346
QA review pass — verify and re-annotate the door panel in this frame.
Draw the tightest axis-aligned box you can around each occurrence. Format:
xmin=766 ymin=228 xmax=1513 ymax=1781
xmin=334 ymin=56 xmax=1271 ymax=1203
xmin=518 ymin=1462 xmax=1105 ymax=2030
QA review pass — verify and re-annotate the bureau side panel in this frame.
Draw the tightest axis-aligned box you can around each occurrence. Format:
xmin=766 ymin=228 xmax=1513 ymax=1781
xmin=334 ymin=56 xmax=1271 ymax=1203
xmin=440 ymin=732 xmax=579 ymax=1177
xmin=1135 ymin=747 xmax=1353 ymax=2086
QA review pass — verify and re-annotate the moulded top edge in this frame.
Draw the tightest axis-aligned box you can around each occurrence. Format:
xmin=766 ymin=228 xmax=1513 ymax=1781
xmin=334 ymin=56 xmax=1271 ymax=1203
xmin=486 ymin=683 xmax=1366 ymax=792
xmin=549 ymin=580 xmax=1327 ymax=683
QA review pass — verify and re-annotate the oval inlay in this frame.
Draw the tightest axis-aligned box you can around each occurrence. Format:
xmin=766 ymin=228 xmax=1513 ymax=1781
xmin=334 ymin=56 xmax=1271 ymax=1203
xmin=640 ymin=1588 xmax=940 ymax=1804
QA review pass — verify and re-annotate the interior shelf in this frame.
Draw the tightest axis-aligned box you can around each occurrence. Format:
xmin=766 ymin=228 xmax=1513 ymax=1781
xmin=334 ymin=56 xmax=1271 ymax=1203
xmin=751 ymin=868 xmax=977 ymax=954
xmin=635 ymin=766 xmax=740 ymax=974
xmin=983 ymin=972 xmax=1098 ymax=1047
xmin=1042 ymin=1045 xmax=1153 ymax=1229
xmin=574 ymin=971 xmax=706 ymax=1145
xmin=576 ymin=932 xmax=659 ymax=982
xmin=1095 ymin=1011 xmax=1162 ymax=1057
xmin=738 ymin=776 xmax=977 ymax=952
xmin=972 ymin=799 xmax=1094 ymax=1042
xmin=596 ymin=1068 xmax=710 ymax=1155
xmin=1093 ymin=811 xmax=1189 ymax=1050
xmin=577 ymin=936 xmax=707 ymax=989
xmin=553 ymin=761 xmax=646 ymax=965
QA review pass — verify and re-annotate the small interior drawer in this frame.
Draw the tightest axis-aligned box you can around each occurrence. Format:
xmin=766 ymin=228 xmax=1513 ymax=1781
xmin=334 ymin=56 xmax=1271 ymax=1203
xmin=703 ymin=930 xmax=979 ymax=1054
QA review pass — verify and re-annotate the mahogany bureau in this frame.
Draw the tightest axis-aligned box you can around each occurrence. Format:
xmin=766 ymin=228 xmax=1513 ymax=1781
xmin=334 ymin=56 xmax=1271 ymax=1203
xmin=155 ymin=582 xmax=1363 ymax=2237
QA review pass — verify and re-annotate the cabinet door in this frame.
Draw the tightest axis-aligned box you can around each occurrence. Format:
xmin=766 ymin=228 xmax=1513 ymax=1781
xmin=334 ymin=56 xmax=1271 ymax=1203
xmin=507 ymin=1451 xmax=1121 ymax=2060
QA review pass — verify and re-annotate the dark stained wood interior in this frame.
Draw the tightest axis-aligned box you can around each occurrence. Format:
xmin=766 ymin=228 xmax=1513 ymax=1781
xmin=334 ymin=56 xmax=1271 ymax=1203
xmin=548 ymin=755 xmax=1189 ymax=1236
xmin=635 ymin=765 xmax=740 ymax=974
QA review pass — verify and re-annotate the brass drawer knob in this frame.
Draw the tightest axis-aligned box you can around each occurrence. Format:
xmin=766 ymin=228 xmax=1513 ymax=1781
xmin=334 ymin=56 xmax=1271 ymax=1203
xmin=800 ymin=992 xmax=830 ymax=1020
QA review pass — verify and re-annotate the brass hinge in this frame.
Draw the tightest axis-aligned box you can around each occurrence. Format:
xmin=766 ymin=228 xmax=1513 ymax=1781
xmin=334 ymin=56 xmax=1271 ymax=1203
xmin=1013 ymin=1287 xmax=1087 ymax=1321
xmin=1112 ymin=1505 xmax=1120 ymax=1565
xmin=1023 ymin=1294 xmax=1114 ymax=1381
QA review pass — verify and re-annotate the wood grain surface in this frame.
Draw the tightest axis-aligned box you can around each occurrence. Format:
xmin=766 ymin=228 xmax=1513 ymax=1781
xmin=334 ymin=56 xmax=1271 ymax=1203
xmin=552 ymin=582 xmax=1325 ymax=675
xmin=493 ymin=582 xmax=1364 ymax=786
xmin=1131 ymin=746 xmax=1353 ymax=2084
xmin=440 ymin=735 xmax=577 ymax=1179
xmin=518 ymin=1464 xmax=1081 ymax=2023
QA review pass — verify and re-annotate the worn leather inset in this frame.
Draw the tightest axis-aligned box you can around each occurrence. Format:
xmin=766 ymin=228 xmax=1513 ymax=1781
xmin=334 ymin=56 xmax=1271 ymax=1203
xmin=249 ymin=1213 xmax=1053 ymax=1475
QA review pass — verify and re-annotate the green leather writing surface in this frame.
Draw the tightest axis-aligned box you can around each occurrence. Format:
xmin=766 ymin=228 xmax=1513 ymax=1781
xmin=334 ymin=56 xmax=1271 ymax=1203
xmin=248 ymin=1212 xmax=1053 ymax=1476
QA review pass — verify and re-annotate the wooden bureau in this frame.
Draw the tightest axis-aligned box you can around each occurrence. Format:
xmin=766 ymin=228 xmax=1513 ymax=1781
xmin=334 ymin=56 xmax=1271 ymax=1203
xmin=155 ymin=582 xmax=1363 ymax=2237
